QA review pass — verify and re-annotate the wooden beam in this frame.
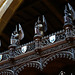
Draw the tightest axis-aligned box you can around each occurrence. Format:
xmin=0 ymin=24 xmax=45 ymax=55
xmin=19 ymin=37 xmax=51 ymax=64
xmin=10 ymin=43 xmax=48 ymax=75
xmin=42 ymin=0 xmax=64 ymax=24
xmin=0 ymin=0 xmax=6 ymax=8
xmin=0 ymin=0 xmax=23 ymax=35
xmin=0 ymin=0 xmax=13 ymax=19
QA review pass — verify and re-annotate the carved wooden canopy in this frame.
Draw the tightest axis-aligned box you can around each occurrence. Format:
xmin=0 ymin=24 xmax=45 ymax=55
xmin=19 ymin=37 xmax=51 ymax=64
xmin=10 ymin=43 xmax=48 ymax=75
xmin=0 ymin=2 xmax=75 ymax=75
xmin=0 ymin=24 xmax=75 ymax=75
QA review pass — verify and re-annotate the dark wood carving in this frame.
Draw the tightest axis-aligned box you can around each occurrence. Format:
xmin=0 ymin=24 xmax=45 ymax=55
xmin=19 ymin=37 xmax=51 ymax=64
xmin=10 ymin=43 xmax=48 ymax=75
xmin=0 ymin=3 xmax=75 ymax=75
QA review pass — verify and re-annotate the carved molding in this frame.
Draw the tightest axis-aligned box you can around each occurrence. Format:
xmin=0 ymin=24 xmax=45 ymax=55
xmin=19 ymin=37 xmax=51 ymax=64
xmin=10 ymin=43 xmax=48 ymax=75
xmin=42 ymin=51 xmax=73 ymax=68
xmin=14 ymin=50 xmax=74 ymax=74
xmin=0 ymin=41 xmax=75 ymax=71
xmin=0 ymin=69 xmax=15 ymax=75
xmin=16 ymin=61 xmax=41 ymax=74
xmin=0 ymin=26 xmax=75 ymax=74
xmin=0 ymin=47 xmax=75 ymax=75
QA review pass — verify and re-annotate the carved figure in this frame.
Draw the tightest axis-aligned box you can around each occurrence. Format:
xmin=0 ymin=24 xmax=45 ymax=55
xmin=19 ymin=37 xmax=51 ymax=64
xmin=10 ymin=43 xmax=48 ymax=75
xmin=10 ymin=24 xmax=24 ymax=45
xmin=34 ymin=15 xmax=47 ymax=36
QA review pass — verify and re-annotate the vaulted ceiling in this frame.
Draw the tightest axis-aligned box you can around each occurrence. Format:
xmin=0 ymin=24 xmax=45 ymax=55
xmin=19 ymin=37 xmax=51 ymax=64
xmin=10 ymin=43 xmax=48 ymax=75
xmin=0 ymin=0 xmax=75 ymax=52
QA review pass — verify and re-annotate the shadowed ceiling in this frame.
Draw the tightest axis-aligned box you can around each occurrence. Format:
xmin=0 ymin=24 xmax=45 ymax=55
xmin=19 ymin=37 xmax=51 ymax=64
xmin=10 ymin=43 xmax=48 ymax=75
xmin=0 ymin=0 xmax=75 ymax=52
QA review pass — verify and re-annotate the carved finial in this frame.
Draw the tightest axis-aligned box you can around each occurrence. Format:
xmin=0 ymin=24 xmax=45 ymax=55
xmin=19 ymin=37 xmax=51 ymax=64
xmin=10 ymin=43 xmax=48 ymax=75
xmin=10 ymin=24 xmax=24 ymax=45
xmin=19 ymin=24 xmax=21 ymax=31
xmin=15 ymin=25 xmax=18 ymax=33
xmin=35 ymin=22 xmax=37 ymax=26
xmin=64 ymin=3 xmax=73 ymax=41
xmin=42 ymin=15 xmax=47 ymax=32
xmin=37 ymin=17 xmax=40 ymax=23
xmin=64 ymin=5 xmax=68 ymax=23
xmin=13 ymin=25 xmax=18 ymax=35
xmin=59 ymin=71 xmax=65 ymax=75
xmin=43 ymin=15 xmax=45 ymax=22
xmin=19 ymin=24 xmax=24 ymax=40
xmin=64 ymin=5 xmax=68 ymax=15
xmin=68 ymin=3 xmax=72 ymax=10
xmin=68 ymin=3 xmax=75 ymax=20
xmin=64 ymin=4 xmax=73 ymax=25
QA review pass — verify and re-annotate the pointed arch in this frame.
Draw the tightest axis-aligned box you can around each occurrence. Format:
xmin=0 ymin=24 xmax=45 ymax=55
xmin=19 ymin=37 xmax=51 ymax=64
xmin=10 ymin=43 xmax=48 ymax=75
xmin=16 ymin=61 xmax=42 ymax=74
xmin=42 ymin=51 xmax=73 ymax=68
